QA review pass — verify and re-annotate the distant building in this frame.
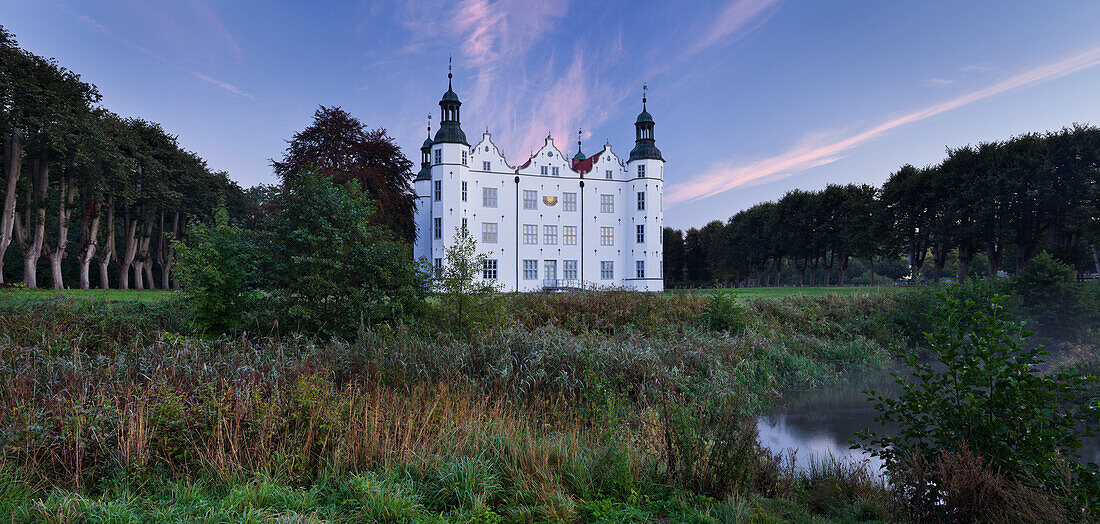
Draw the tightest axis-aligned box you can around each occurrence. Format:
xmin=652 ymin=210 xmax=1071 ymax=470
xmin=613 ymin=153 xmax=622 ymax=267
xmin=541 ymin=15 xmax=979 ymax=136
xmin=413 ymin=72 xmax=665 ymax=292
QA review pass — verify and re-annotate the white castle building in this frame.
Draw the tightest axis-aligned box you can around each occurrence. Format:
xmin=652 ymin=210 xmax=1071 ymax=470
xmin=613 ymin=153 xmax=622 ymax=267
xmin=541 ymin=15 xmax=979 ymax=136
xmin=413 ymin=73 xmax=665 ymax=292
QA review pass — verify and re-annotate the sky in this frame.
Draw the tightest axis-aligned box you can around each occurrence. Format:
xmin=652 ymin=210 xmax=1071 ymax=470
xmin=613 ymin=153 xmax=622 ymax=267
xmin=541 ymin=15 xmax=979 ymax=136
xmin=4 ymin=1 xmax=1100 ymax=229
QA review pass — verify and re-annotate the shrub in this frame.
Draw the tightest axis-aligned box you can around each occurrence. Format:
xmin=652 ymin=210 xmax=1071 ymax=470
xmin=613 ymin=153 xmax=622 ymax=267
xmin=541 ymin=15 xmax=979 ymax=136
xmin=1012 ymin=251 xmax=1098 ymax=342
xmin=431 ymin=226 xmax=503 ymax=337
xmin=859 ymin=290 xmax=1098 ymax=517
xmin=173 ymin=204 xmax=261 ymax=334
xmin=263 ymin=171 xmax=427 ymax=338
xmin=699 ymin=292 xmax=749 ymax=334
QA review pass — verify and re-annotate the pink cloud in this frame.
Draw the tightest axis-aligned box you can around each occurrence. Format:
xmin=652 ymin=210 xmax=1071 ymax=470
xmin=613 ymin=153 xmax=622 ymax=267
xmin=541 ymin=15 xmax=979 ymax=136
xmin=190 ymin=71 xmax=254 ymax=99
xmin=686 ymin=0 xmax=784 ymax=57
xmin=667 ymin=43 xmax=1100 ymax=205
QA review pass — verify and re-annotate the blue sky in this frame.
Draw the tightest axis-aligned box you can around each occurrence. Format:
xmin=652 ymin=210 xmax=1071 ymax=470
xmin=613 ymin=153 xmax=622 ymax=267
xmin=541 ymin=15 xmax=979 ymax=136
xmin=4 ymin=1 xmax=1100 ymax=229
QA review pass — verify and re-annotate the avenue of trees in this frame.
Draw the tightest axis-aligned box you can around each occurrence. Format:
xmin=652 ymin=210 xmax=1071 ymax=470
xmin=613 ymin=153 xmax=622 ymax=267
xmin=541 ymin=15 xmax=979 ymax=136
xmin=665 ymin=126 xmax=1100 ymax=287
xmin=0 ymin=26 xmax=245 ymax=289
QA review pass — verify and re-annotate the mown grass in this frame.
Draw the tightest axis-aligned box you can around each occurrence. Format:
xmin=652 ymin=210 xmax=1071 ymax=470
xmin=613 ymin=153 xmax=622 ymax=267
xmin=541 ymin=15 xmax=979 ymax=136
xmin=0 ymin=291 xmax=908 ymax=522
xmin=0 ymin=288 xmax=174 ymax=304
xmin=669 ymin=285 xmax=904 ymax=299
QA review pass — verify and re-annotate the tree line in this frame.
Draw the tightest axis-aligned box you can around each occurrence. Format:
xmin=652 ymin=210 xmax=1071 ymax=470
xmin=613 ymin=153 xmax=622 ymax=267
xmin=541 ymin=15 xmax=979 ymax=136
xmin=664 ymin=125 xmax=1100 ymax=287
xmin=1 ymin=26 xmax=246 ymax=289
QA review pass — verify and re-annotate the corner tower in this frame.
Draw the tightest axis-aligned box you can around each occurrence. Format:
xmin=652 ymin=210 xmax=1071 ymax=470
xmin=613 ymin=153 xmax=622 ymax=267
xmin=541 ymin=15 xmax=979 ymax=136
xmin=625 ymin=86 xmax=665 ymax=291
xmin=413 ymin=117 xmax=434 ymax=262
xmin=427 ymin=65 xmax=471 ymax=268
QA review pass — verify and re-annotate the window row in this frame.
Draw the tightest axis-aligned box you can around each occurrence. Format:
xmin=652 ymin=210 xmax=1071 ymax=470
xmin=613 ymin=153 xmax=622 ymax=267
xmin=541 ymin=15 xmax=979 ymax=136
xmin=476 ymin=259 xmax=643 ymax=280
xmin=435 ymin=185 xmax=646 ymax=215
xmin=437 ymin=222 xmax=644 ymax=246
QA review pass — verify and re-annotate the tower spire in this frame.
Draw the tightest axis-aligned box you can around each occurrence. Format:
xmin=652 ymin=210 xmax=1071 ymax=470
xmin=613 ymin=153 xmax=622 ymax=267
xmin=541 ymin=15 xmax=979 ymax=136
xmin=427 ymin=114 xmax=432 ymax=138
xmin=448 ymin=55 xmax=453 ymax=90
xmin=642 ymin=83 xmax=648 ymax=111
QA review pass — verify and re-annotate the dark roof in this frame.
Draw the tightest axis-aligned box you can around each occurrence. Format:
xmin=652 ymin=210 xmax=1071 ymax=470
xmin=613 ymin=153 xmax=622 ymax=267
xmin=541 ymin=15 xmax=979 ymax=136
xmin=635 ymin=110 xmax=654 ymax=124
xmin=572 ymin=152 xmax=602 ymax=175
xmin=629 ymin=142 xmax=663 ymax=162
xmin=421 ymin=137 xmax=434 ymax=149
xmin=433 ymin=124 xmax=468 ymax=145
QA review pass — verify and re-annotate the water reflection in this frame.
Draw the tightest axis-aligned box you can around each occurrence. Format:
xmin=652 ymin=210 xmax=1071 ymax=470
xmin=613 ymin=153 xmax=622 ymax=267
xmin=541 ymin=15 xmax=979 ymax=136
xmin=758 ymin=363 xmax=1100 ymax=476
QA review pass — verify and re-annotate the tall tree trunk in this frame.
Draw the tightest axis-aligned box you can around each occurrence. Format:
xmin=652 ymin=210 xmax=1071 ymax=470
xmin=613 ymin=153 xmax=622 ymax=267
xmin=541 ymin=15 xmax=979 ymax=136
xmin=47 ymin=176 xmax=77 ymax=289
xmin=0 ymin=127 xmax=23 ymax=284
xmin=808 ymin=257 xmax=818 ymax=286
xmin=932 ymin=244 xmax=947 ymax=284
xmin=96 ymin=196 xmax=115 ymax=289
xmin=870 ymin=257 xmax=876 ymax=287
xmin=957 ymin=243 xmax=973 ymax=284
xmin=795 ymin=257 xmax=806 ymax=287
xmin=139 ymin=221 xmax=154 ymax=289
xmin=15 ymin=159 xmax=49 ymax=288
xmin=155 ymin=210 xmax=177 ymax=290
xmin=838 ymin=255 xmax=849 ymax=286
xmin=118 ymin=205 xmax=139 ymax=290
xmin=1092 ymin=245 xmax=1100 ymax=276
xmin=170 ymin=215 xmax=184 ymax=289
xmin=78 ymin=192 xmax=103 ymax=290
xmin=824 ymin=252 xmax=835 ymax=287
xmin=987 ymin=243 xmax=1002 ymax=279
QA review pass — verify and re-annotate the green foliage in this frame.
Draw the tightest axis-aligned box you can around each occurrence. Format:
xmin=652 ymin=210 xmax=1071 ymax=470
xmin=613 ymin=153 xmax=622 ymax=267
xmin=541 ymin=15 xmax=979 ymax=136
xmin=1012 ymin=251 xmax=1098 ymax=342
xmin=859 ymin=290 xmax=1098 ymax=515
xmin=263 ymin=170 xmax=427 ymax=338
xmin=699 ymin=292 xmax=749 ymax=334
xmin=431 ymin=226 xmax=502 ymax=337
xmin=174 ymin=204 xmax=259 ymax=334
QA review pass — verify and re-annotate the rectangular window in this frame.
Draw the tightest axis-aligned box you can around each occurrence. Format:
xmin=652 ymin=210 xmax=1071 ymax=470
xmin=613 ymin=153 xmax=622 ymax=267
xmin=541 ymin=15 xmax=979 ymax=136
xmin=433 ymin=180 xmax=442 ymax=201
xmin=461 ymin=181 xmax=468 ymax=202
xmin=482 ymin=222 xmax=498 ymax=243
xmin=461 ymin=150 xmax=467 ymax=166
xmin=482 ymin=259 xmax=498 ymax=280
xmin=482 ymin=161 xmax=491 ymax=171
xmin=636 ymin=260 xmax=645 ymax=278
xmin=543 ymin=225 xmax=557 ymax=245
xmin=523 ymin=224 xmax=538 ymax=244
xmin=562 ymin=225 xmax=577 ymax=245
xmin=433 ymin=217 xmax=442 ymax=239
xmin=433 ymin=149 xmax=441 ymax=165
xmin=523 ymin=190 xmax=537 ymax=210
xmin=435 ymin=258 xmax=442 ymax=269
xmin=563 ymin=260 xmax=577 ymax=280
xmin=482 ymin=187 xmax=497 ymax=208
xmin=540 ymin=166 xmax=548 ymax=175
xmin=637 ymin=191 xmax=645 ymax=210
xmin=552 ymin=166 xmax=559 ymax=177
xmin=563 ymin=192 xmax=576 ymax=211
xmin=600 ymin=226 xmax=614 ymax=246
xmin=600 ymin=261 xmax=613 ymax=280
xmin=461 ymin=218 xmax=468 ymax=232
xmin=605 ymin=169 xmax=612 ymax=180
xmin=600 ymin=194 xmax=614 ymax=213
xmin=523 ymin=259 xmax=538 ymax=280
xmin=638 ymin=164 xmax=646 ymax=177
xmin=636 ymin=224 xmax=645 ymax=243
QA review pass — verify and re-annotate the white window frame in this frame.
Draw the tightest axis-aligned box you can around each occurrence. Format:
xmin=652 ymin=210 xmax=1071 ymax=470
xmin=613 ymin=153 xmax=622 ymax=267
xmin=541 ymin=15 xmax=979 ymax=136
xmin=482 ymin=187 xmax=497 ymax=208
xmin=433 ymin=149 xmax=441 ymax=165
xmin=523 ymin=190 xmax=537 ymax=210
xmin=636 ymin=260 xmax=645 ymax=278
xmin=433 ymin=180 xmax=442 ymax=201
xmin=523 ymin=259 xmax=538 ymax=280
xmin=563 ymin=260 xmax=577 ymax=280
xmin=543 ymin=225 xmax=557 ymax=245
xmin=433 ymin=217 xmax=442 ymax=239
xmin=563 ymin=192 xmax=576 ymax=212
xmin=637 ymin=191 xmax=645 ymax=210
xmin=562 ymin=225 xmax=577 ymax=245
xmin=523 ymin=224 xmax=538 ymax=244
xmin=461 ymin=181 xmax=468 ymax=202
xmin=461 ymin=150 xmax=467 ymax=166
xmin=540 ymin=166 xmax=548 ymax=175
xmin=600 ymin=194 xmax=614 ymax=213
xmin=482 ymin=222 xmax=498 ymax=243
xmin=552 ymin=166 xmax=559 ymax=177
xmin=638 ymin=164 xmax=646 ymax=177
xmin=605 ymin=169 xmax=612 ymax=180
xmin=482 ymin=161 xmax=491 ymax=171
xmin=600 ymin=226 xmax=614 ymax=246
xmin=482 ymin=259 xmax=498 ymax=280
xmin=636 ymin=224 xmax=645 ymax=243
xmin=600 ymin=261 xmax=613 ymax=280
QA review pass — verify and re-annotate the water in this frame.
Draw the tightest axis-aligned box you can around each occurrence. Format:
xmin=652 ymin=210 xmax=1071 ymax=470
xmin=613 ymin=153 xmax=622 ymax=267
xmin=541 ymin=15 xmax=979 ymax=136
xmin=758 ymin=362 xmax=1100 ymax=477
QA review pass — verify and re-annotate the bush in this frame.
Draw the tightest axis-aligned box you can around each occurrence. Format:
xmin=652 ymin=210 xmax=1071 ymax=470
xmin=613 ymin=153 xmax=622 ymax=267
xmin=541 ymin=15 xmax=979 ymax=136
xmin=699 ymin=292 xmax=749 ymax=334
xmin=859 ymin=290 xmax=1098 ymax=518
xmin=262 ymin=171 xmax=427 ymax=338
xmin=1012 ymin=251 xmax=1098 ymax=342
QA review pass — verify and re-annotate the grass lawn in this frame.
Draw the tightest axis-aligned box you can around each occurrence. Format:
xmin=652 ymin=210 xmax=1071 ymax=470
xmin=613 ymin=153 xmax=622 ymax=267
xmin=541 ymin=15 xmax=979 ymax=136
xmin=0 ymin=287 xmax=175 ymax=304
xmin=668 ymin=285 xmax=903 ymax=299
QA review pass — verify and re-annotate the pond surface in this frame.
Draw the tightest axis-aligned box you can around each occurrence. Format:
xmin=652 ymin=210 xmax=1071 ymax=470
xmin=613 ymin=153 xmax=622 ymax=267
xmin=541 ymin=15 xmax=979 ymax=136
xmin=758 ymin=362 xmax=1100 ymax=476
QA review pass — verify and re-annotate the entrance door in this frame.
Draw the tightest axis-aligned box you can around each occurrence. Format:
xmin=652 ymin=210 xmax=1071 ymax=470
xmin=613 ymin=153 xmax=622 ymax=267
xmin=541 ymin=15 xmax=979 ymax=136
xmin=544 ymin=259 xmax=557 ymax=287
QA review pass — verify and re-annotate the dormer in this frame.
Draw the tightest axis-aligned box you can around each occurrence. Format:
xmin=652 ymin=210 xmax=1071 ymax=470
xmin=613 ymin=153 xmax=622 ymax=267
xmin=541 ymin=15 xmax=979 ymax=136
xmin=470 ymin=130 xmax=510 ymax=172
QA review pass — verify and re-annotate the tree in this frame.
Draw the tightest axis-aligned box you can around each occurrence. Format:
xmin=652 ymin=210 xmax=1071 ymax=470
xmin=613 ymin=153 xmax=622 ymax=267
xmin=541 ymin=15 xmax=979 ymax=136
xmin=858 ymin=291 xmax=1097 ymax=518
xmin=273 ymin=106 xmax=416 ymax=242
xmin=174 ymin=203 xmax=259 ymax=333
xmin=662 ymin=227 xmax=685 ymax=287
xmin=263 ymin=170 xmax=426 ymax=338
xmin=434 ymin=226 xmax=502 ymax=336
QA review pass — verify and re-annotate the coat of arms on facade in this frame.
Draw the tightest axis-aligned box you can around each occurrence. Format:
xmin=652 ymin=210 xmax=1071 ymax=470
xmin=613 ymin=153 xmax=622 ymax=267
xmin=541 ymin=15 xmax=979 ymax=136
xmin=543 ymin=195 xmax=558 ymax=206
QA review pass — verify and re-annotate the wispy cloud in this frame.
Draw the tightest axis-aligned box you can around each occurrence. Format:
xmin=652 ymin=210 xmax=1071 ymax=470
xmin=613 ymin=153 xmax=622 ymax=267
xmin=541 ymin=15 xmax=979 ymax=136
xmin=686 ymin=0 xmax=784 ymax=57
xmin=190 ymin=71 xmax=254 ymax=99
xmin=667 ymin=43 xmax=1100 ymax=205
xmin=922 ymin=77 xmax=955 ymax=87
xmin=960 ymin=62 xmax=997 ymax=73
xmin=75 ymin=14 xmax=166 ymax=62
